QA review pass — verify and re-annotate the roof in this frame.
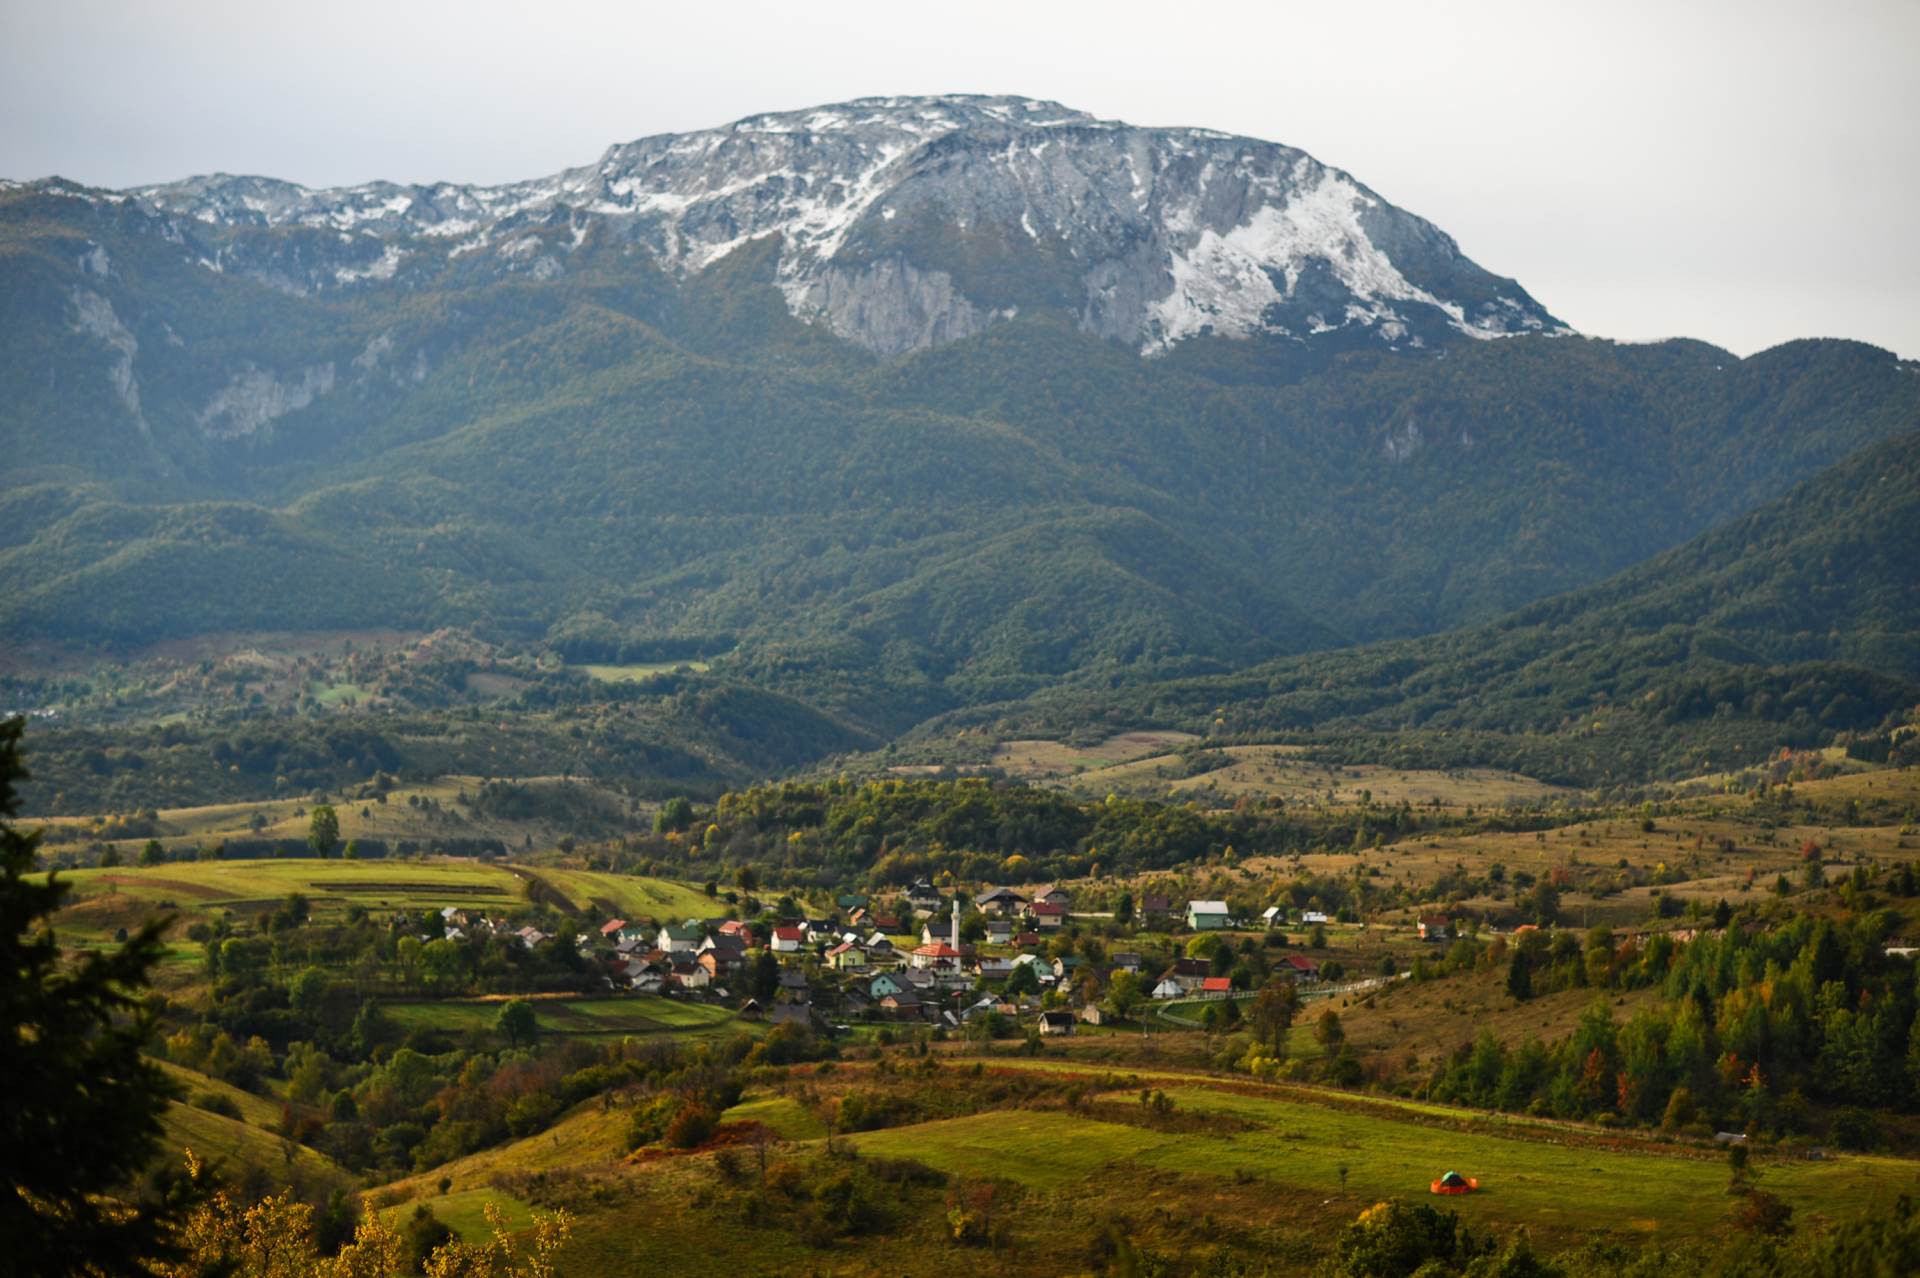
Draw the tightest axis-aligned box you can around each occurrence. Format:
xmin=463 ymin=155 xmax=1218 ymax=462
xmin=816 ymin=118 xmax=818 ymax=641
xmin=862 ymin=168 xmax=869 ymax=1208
xmin=1201 ymin=977 xmax=1232 ymax=992
xmin=1031 ymin=901 xmax=1066 ymax=916
xmin=1284 ymin=955 xmax=1319 ymax=972
xmin=773 ymin=926 xmax=806 ymax=941
xmin=975 ymin=886 xmax=1027 ymax=904
xmin=913 ymin=943 xmax=961 ymax=958
xmin=1142 ymin=894 xmax=1171 ymax=910
xmin=825 ymin=941 xmax=858 ymax=956
xmin=600 ymin=918 xmax=627 ymax=935
xmin=1187 ymin=900 xmax=1230 ymax=914
xmin=1419 ymin=914 xmax=1452 ymax=927
xmin=660 ymin=923 xmax=703 ymax=942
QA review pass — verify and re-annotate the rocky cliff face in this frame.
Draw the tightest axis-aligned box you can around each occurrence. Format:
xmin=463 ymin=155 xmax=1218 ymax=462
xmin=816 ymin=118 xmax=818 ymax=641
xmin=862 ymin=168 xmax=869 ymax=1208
xmin=14 ymin=95 xmax=1564 ymax=358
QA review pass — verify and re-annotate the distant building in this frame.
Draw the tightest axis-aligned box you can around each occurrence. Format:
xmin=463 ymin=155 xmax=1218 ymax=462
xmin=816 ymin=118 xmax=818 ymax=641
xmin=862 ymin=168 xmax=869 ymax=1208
xmin=1185 ymin=900 xmax=1232 ymax=930
xmin=1418 ymin=915 xmax=1453 ymax=942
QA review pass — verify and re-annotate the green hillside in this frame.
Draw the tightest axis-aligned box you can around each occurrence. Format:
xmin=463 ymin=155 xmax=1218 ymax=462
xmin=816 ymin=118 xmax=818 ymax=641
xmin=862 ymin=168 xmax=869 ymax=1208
xmin=912 ymin=430 xmax=1920 ymax=785
xmin=5 ymin=184 xmax=1918 ymax=733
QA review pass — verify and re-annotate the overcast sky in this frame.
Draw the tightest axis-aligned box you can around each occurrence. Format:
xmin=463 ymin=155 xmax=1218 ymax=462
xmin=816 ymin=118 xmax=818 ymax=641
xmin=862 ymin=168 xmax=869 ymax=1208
xmin=4 ymin=0 xmax=1915 ymax=357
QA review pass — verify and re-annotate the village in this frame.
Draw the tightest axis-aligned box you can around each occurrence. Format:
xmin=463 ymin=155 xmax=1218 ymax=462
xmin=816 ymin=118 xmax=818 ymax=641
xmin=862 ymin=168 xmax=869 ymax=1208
xmin=423 ymin=879 xmax=1442 ymax=1041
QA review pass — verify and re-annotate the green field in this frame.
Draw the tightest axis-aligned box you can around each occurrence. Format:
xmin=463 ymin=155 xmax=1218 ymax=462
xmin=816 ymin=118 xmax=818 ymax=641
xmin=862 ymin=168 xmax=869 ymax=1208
xmin=526 ymin=867 xmax=717 ymax=922
xmin=576 ymin=661 xmax=711 ymax=683
xmin=846 ymin=1072 xmax=1902 ymax=1243
xmin=159 ymin=1097 xmax=347 ymax=1191
xmin=381 ymin=995 xmax=739 ymax=1041
xmin=44 ymin=858 xmax=715 ymax=937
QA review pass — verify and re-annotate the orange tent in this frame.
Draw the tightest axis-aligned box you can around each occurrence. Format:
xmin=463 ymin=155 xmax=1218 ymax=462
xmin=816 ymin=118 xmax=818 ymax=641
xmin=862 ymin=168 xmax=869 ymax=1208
xmin=1430 ymin=1170 xmax=1478 ymax=1195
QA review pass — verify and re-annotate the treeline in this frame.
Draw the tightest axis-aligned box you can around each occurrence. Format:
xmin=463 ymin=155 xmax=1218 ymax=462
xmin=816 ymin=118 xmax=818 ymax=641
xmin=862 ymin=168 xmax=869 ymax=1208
xmin=1423 ymin=908 xmax=1920 ymax=1142
xmin=606 ymin=775 xmax=1485 ymax=888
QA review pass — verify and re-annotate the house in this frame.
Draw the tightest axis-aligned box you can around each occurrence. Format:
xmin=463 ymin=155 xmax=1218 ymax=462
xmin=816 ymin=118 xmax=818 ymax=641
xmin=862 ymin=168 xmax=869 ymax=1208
xmin=1200 ymin=976 xmax=1233 ymax=995
xmin=1031 ymin=885 xmax=1072 ymax=909
xmin=673 ymin=961 xmax=710 ymax=990
xmin=871 ymin=914 xmax=902 ymax=933
xmin=1185 ymin=900 xmax=1232 ymax=930
xmin=770 ymin=1003 xmax=815 ymax=1029
xmin=880 ymin=991 xmax=925 ymax=1019
xmin=778 ymin=968 xmax=810 ymax=999
xmin=698 ymin=947 xmax=742 ymax=981
xmin=1037 ymin=1010 xmax=1076 ymax=1036
xmin=869 ymin=971 xmax=908 ymax=999
xmin=1014 ymin=931 xmax=1041 ymax=948
xmin=657 ymin=923 xmax=703 ymax=954
xmin=718 ymin=920 xmax=756 ymax=946
xmin=599 ymin=918 xmax=628 ymax=940
xmin=771 ymin=925 xmax=807 ymax=954
xmin=836 ymin=893 xmax=869 ymax=913
xmin=974 ymin=956 xmax=1015 ymax=980
xmin=699 ymin=933 xmax=748 ymax=973
xmin=738 ymin=998 xmax=764 ymax=1020
xmin=1031 ymin=901 xmax=1067 ymax=930
xmin=1152 ymin=976 xmax=1186 ymax=999
xmin=515 ymin=926 xmax=552 ymax=949
xmin=985 ymin=919 xmax=1014 ymax=945
xmin=1281 ymin=954 xmax=1320 ymax=980
xmin=1051 ymin=955 xmax=1083 ymax=980
xmin=1159 ymin=958 xmax=1212 ymax=994
xmin=905 ymin=879 xmax=942 ymax=914
xmin=911 ymin=941 xmax=962 ymax=974
xmin=974 ymin=886 xmax=1029 ymax=915
xmin=1418 ymin=915 xmax=1453 ymax=942
xmin=1302 ymin=911 xmax=1331 ymax=926
xmin=1111 ymin=952 xmax=1144 ymax=973
xmin=1141 ymin=893 xmax=1171 ymax=922
xmin=1079 ymin=1004 xmax=1115 ymax=1026
xmin=826 ymin=941 xmax=868 ymax=971
xmin=1260 ymin=906 xmax=1287 ymax=928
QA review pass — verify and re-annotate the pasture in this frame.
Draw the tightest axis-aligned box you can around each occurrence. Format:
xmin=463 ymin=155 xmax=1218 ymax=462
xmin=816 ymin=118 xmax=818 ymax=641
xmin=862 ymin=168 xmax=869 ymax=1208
xmin=1073 ymin=744 xmax=1574 ymax=809
xmin=380 ymin=995 xmax=739 ymax=1042
xmin=42 ymin=857 xmax=716 ymax=941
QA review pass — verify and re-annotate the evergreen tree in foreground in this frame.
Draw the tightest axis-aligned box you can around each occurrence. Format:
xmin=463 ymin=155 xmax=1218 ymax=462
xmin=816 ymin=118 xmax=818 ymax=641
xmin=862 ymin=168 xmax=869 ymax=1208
xmin=0 ymin=715 xmax=179 ymax=1275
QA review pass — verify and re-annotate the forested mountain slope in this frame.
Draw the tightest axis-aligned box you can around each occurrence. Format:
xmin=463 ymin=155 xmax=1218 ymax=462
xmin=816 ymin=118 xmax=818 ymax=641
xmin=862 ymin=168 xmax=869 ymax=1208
xmin=4 ymin=97 xmax=1917 ymax=735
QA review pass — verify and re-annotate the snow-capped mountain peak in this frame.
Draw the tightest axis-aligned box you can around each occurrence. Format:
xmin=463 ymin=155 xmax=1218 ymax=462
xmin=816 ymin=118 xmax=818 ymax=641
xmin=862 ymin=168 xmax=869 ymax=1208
xmin=46 ymin=95 xmax=1565 ymax=356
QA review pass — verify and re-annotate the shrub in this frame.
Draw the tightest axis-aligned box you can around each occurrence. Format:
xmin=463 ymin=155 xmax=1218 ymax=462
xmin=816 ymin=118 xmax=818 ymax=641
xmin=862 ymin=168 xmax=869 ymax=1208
xmin=664 ymin=1101 xmax=717 ymax=1149
xmin=192 ymin=1091 xmax=241 ymax=1120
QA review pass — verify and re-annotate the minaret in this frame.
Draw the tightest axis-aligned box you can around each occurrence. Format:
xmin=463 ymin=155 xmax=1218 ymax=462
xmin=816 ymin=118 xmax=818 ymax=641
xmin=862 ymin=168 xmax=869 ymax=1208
xmin=950 ymin=888 xmax=960 ymax=953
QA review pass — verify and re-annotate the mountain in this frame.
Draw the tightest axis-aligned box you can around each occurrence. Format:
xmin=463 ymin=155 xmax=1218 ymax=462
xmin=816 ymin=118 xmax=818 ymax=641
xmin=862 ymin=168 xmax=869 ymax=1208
xmin=20 ymin=95 xmax=1563 ymax=361
xmin=934 ymin=429 xmax=1920 ymax=785
xmin=3 ymin=95 xmax=1917 ymax=736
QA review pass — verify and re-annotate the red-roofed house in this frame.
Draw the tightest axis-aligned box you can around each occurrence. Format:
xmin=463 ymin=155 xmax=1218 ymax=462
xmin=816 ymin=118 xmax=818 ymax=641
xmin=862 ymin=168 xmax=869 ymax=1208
xmin=911 ymin=941 xmax=962 ymax=974
xmin=599 ymin=918 xmax=627 ymax=938
xmin=1201 ymin=976 xmax=1233 ymax=994
xmin=1419 ymin=915 xmax=1453 ymax=942
xmin=1030 ymin=900 xmax=1067 ymax=930
xmin=1282 ymin=955 xmax=1320 ymax=979
xmin=771 ymin=926 xmax=806 ymax=954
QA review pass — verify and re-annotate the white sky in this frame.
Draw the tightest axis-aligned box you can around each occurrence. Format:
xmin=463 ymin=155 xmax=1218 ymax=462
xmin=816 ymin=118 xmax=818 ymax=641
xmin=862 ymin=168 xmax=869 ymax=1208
xmin=3 ymin=0 xmax=1916 ymax=357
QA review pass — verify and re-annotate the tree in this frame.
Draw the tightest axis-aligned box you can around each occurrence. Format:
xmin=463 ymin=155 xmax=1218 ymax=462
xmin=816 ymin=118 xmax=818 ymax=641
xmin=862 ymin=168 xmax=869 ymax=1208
xmin=496 ymin=999 xmax=538 ymax=1049
xmin=1506 ymin=950 xmax=1533 ymax=1001
xmin=140 ymin=839 xmax=165 ymax=866
xmin=1103 ymin=970 xmax=1144 ymax=1021
xmin=307 ymin=804 xmax=340 ymax=859
xmin=1250 ymin=981 xmax=1300 ymax=1054
xmin=655 ymin=796 xmax=694 ymax=834
xmin=734 ymin=864 xmax=758 ymax=894
xmin=0 ymin=717 xmax=180 ymax=1276
xmin=1315 ymin=1007 xmax=1345 ymax=1051
xmin=1114 ymin=891 xmax=1134 ymax=925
